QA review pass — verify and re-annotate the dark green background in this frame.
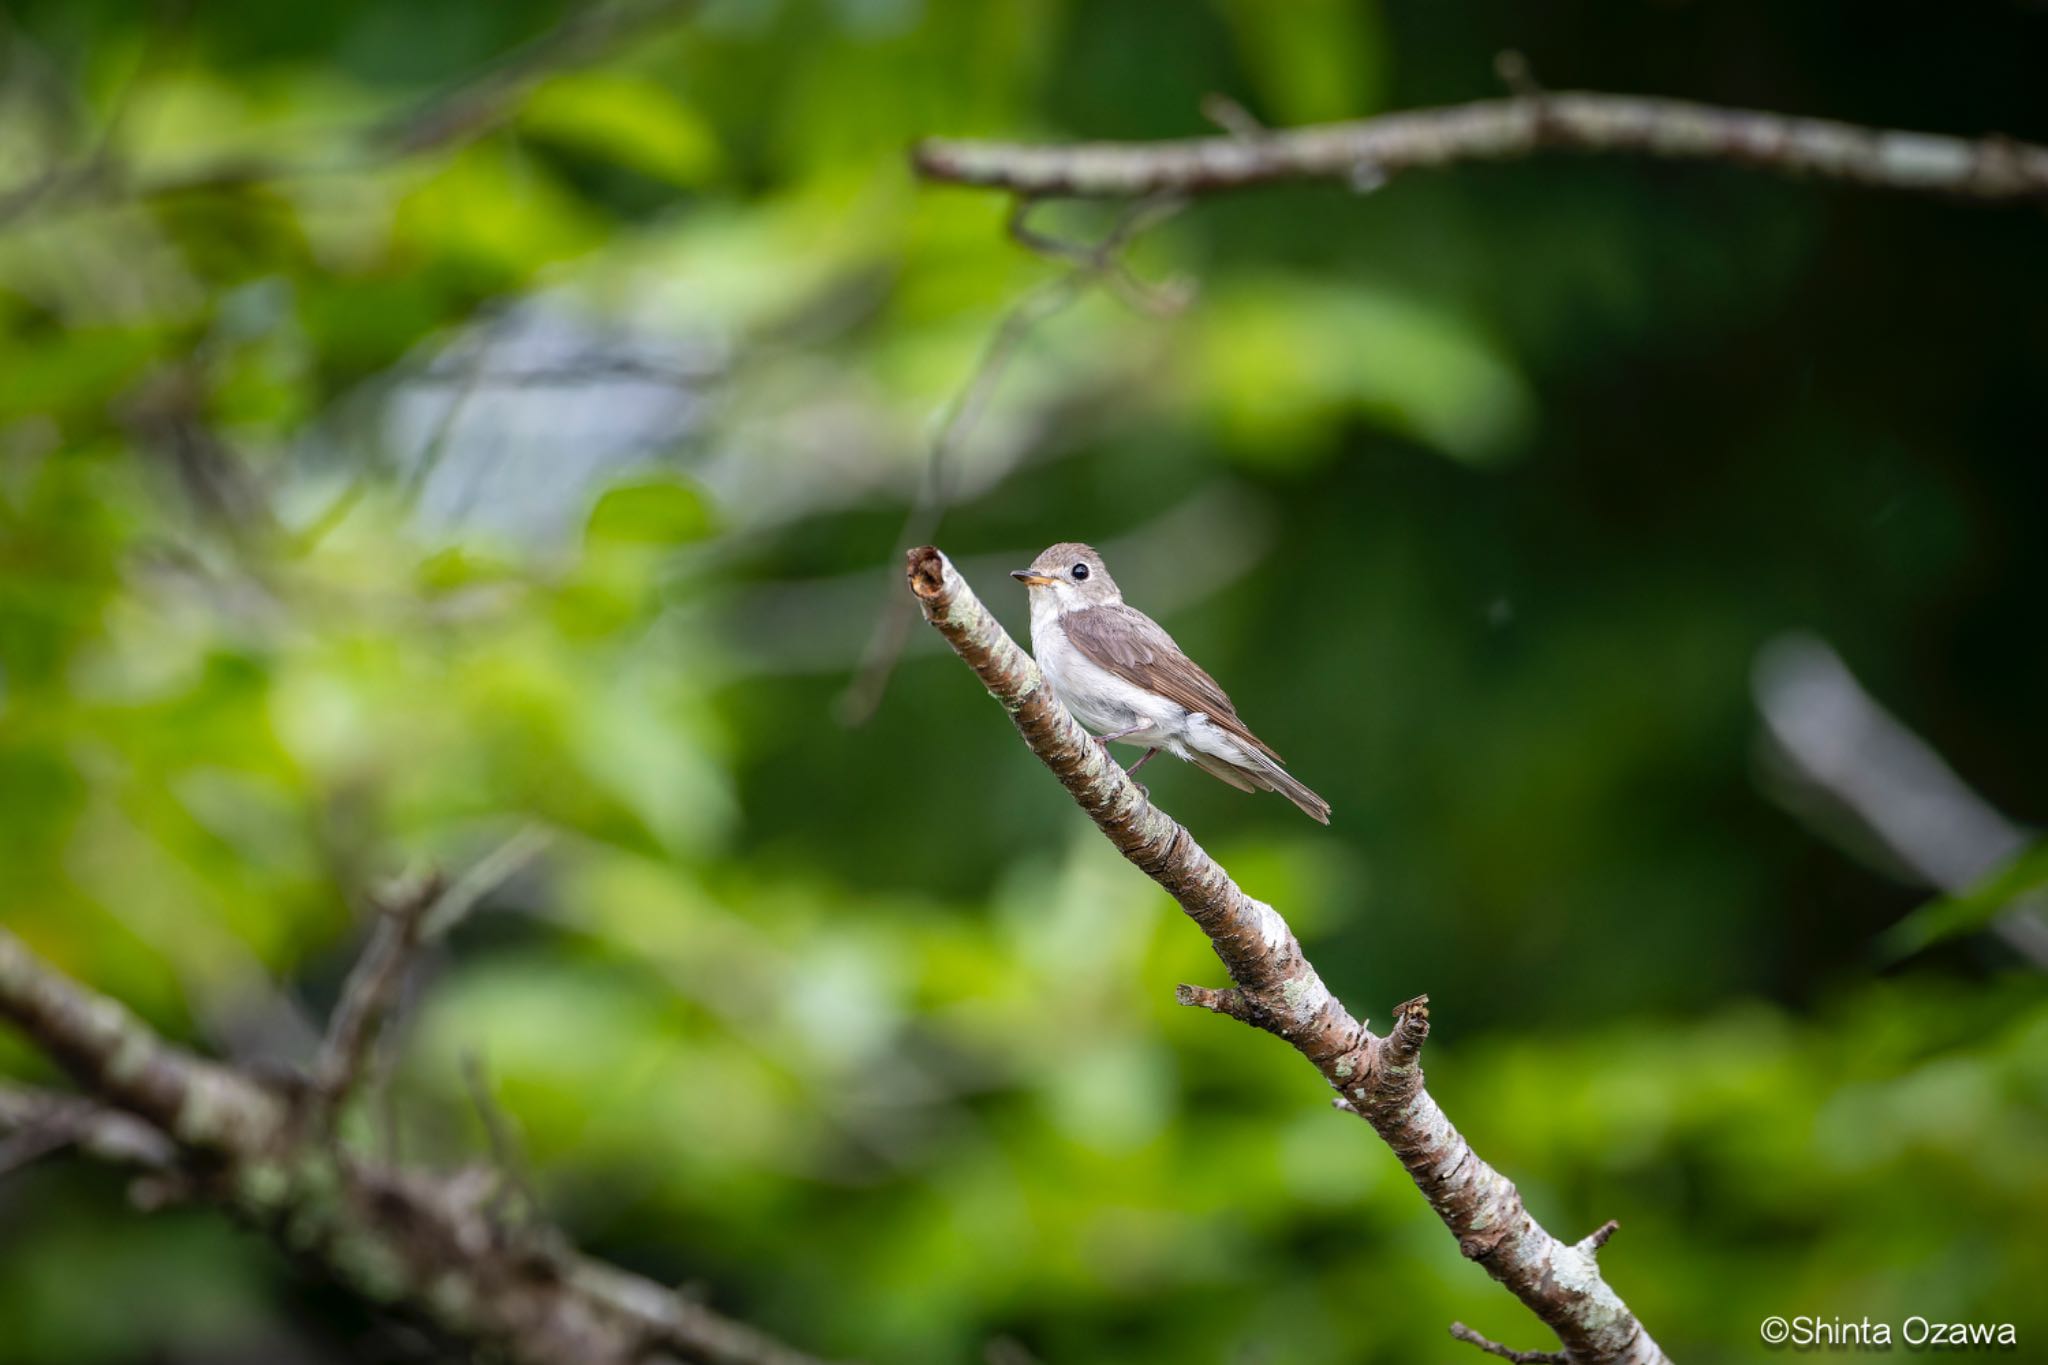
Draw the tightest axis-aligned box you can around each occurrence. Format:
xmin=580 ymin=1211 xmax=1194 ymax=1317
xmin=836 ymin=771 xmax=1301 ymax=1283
xmin=0 ymin=1 xmax=2042 ymax=1361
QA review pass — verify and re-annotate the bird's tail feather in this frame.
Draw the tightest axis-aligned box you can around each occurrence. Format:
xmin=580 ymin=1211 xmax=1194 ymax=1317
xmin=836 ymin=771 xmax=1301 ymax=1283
xmin=1190 ymin=751 xmax=1259 ymax=793
xmin=1261 ymin=763 xmax=1332 ymax=825
xmin=1194 ymin=749 xmax=1332 ymax=824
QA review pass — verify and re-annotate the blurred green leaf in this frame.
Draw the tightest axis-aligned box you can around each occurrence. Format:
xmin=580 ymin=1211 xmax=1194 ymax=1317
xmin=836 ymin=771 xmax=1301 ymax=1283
xmin=1217 ymin=0 xmax=1387 ymax=124
xmin=1877 ymin=838 xmax=2048 ymax=962
xmin=1188 ymin=274 xmax=1535 ymax=464
xmin=521 ymin=71 xmax=725 ymax=187
xmin=585 ymin=476 xmax=715 ymax=545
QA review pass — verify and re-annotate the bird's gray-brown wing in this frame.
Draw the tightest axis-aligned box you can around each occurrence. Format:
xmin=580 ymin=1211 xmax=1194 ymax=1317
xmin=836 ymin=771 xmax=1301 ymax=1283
xmin=1060 ymin=603 xmax=1285 ymax=764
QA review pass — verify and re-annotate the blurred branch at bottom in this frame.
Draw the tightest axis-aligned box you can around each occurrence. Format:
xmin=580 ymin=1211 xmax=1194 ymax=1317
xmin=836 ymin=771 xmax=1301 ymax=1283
xmin=0 ymin=922 xmax=830 ymax=1365
xmin=905 ymin=547 xmax=1668 ymax=1365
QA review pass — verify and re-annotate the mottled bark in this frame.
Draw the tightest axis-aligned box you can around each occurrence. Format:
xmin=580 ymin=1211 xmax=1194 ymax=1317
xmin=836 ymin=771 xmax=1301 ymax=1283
xmin=907 ymin=546 xmax=1668 ymax=1365
xmin=914 ymin=92 xmax=2048 ymax=202
xmin=0 ymin=929 xmax=828 ymax=1365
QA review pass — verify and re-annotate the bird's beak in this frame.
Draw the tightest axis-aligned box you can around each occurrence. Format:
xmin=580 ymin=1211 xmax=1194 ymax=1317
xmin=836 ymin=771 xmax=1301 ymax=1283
xmin=1011 ymin=570 xmax=1057 ymax=587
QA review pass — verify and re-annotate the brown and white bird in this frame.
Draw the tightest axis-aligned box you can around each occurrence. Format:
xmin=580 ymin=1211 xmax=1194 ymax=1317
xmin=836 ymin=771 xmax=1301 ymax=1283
xmin=1012 ymin=542 xmax=1330 ymax=824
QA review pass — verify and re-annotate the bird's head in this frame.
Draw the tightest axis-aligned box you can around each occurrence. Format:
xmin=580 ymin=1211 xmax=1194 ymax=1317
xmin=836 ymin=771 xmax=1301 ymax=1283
xmin=1012 ymin=542 xmax=1120 ymax=610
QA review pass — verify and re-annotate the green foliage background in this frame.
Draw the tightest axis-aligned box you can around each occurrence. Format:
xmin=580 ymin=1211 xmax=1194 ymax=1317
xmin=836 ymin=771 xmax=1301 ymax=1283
xmin=1 ymin=1 xmax=2044 ymax=1361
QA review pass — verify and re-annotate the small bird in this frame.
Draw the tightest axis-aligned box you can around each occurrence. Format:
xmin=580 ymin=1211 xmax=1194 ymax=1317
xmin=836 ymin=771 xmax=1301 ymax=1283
xmin=1012 ymin=542 xmax=1330 ymax=824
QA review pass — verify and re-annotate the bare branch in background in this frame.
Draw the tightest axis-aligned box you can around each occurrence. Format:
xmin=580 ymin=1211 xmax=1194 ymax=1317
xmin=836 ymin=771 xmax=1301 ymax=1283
xmin=0 ymin=827 xmax=818 ymax=1365
xmin=1198 ymin=92 xmax=1267 ymax=141
xmin=905 ymin=548 xmax=1667 ymax=1365
xmin=914 ymin=90 xmax=2048 ymax=201
xmin=314 ymin=869 xmax=444 ymax=1113
xmin=422 ymin=824 xmax=554 ymax=939
xmin=398 ymin=329 xmax=497 ymax=508
xmin=122 ymin=364 xmax=283 ymax=546
xmin=316 ymin=825 xmax=553 ymax=1115
xmin=408 ymin=356 xmax=723 ymax=389
xmin=0 ymin=1083 xmax=178 ymax=1175
xmin=1753 ymin=633 xmax=2048 ymax=966
xmin=1004 ymin=193 xmax=1193 ymax=317
xmin=461 ymin=1049 xmax=542 ymax=1228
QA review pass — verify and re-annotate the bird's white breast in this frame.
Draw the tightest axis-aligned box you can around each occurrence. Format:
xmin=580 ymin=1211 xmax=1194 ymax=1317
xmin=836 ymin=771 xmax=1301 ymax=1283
xmin=1029 ymin=593 xmax=1190 ymax=752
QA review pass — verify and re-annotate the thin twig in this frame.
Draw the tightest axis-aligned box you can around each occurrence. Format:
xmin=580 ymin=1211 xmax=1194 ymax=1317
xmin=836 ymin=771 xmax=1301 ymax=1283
xmin=1199 ymin=93 xmax=1267 ymax=141
xmin=420 ymin=823 xmax=552 ymax=941
xmin=408 ymin=355 xmax=721 ymax=389
xmin=1007 ymin=193 xmax=1192 ymax=316
xmin=1173 ymin=982 xmax=1256 ymax=1025
xmin=314 ymin=824 xmax=552 ymax=1116
xmin=314 ymin=869 xmax=443 ymax=1111
xmin=1493 ymin=51 xmax=1545 ymax=102
xmin=122 ymin=366 xmax=283 ymax=546
xmin=1450 ymin=1321 xmax=1570 ymax=1364
xmin=0 ymin=1123 xmax=74 ymax=1176
xmin=461 ymin=1050 xmax=539 ymax=1229
xmin=0 ymin=1083 xmax=178 ymax=1172
xmin=397 ymin=328 xmax=496 ymax=508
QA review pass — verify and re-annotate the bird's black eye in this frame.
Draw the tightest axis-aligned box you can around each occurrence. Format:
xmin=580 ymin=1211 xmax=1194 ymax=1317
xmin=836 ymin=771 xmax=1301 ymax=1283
xmin=1071 ymin=563 xmax=1090 ymax=581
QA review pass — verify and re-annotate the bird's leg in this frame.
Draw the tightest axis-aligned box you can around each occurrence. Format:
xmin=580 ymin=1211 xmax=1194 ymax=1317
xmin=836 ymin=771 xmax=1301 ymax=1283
xmin=1093 ymin=722 xmax=1148 ymax=753
xmin=1091 ymin=726 xmax=1153 ymax=795
xmin=1123 ymin=747 xmax=1159 ymax=799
